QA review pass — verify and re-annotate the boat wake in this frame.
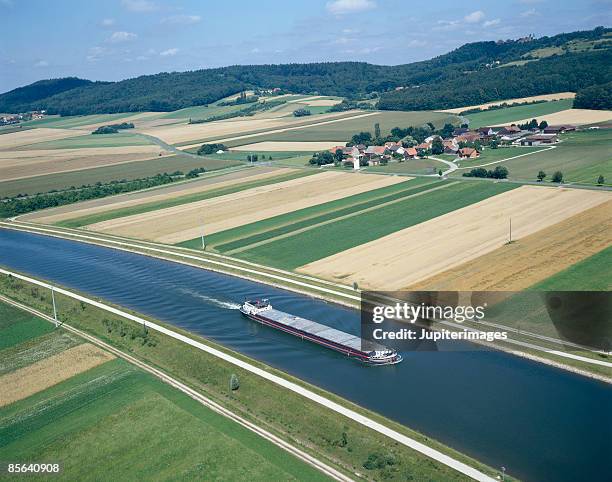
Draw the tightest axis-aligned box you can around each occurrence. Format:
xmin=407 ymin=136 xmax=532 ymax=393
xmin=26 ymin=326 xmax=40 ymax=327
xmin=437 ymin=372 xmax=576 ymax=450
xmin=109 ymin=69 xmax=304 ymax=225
xmin=178 ymin=288 xmax=241 ymax=310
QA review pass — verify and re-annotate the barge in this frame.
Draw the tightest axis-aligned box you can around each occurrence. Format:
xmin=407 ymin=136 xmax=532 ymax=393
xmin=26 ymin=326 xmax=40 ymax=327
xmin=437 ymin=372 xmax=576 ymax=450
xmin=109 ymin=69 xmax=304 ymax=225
xmin=240 ymin=299 xmax=402 ymax=365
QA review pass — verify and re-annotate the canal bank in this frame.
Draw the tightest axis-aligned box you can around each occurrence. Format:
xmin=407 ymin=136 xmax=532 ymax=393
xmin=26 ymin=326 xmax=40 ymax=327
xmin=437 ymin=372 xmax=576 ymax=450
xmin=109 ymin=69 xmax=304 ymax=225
xmin=0 ymin=228 xmax=610 ymax=482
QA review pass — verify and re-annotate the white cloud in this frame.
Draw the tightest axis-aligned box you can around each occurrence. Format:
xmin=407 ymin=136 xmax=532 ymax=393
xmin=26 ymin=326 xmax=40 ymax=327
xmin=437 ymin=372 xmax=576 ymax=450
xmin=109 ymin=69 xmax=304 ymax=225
xmin=34 ymin=60 xmax=49 ymax=67
xmin=483 ymin=19 xmax=501 ymax=27
xmin=161 ymin=14 xmax=201 ymax=25
xmin=108 ymin=31 xmax=137 ymax=43
xmin=100 ymin=18 xmax=115 ymax=27
xmin=160 ymin=48 xmax=179 ymax=56
xmin=407 ymin=39 xmax=427 ymax=47
xmin=326 ymin=0 xmax=376 ymax=15
xmin=521 ymin=8 xmax=538 ymax=17
xmin=464 ymin=10 xmax=485 ymax=23
xmin=121 ymin=0 xmax=157 ymax=12
xmin=86 ymin=46 xmax=107 ymax=62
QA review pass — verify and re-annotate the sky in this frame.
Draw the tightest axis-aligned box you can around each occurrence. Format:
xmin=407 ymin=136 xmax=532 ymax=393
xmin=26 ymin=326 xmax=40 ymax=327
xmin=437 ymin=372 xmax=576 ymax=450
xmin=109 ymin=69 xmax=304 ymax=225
xmin=1 ymin=0 xmax=610 ymax=93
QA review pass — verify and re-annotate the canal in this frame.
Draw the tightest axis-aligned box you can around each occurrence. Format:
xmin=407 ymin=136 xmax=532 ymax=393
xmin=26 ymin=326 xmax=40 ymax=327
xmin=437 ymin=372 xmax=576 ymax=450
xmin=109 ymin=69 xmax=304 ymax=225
xmin=0 ymin=228 xmax=610 ymax=481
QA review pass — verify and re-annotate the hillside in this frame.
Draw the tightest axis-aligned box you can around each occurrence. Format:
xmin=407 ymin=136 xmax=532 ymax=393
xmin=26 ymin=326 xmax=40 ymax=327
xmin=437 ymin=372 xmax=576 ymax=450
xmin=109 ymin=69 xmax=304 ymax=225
xmin=0 ymin=27 xmax=610 ymax=115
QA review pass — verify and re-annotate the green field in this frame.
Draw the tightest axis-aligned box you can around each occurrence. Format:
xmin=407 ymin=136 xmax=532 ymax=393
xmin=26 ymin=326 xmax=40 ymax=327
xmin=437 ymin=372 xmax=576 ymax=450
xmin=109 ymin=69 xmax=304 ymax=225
xmin=367 ymin=158 xmax=451 ymax=175
xmin=454 ymin=130 xmax=612 ymax=184
xmin=0 ymin=351 xmax=323 ymax=481
xmin=0 ymin=155 xmax=243 ymax=198
xmin=22 ymin=113 xmax=133 ymax=129
xmin=184 ymin=148 xmax=312 ymax=161
xmin=21 ymin=133 xmax=156 ymax=149
xmin=530 ymin=246 xmax=612 ymax=290
xmin=465 ymin=99 xmax=573 ymax=128
xmin=451 ymin=146 xmax=548 ymax=169
xmin=193 ymin=180 xmax=516 ymax=269
xmin=57 ymin=169 xmax=318 ymax=228
xmin=0 ymin=302 xmax=54 ymax=350
xmin=224 ymin=111 xmax=457 ymax=148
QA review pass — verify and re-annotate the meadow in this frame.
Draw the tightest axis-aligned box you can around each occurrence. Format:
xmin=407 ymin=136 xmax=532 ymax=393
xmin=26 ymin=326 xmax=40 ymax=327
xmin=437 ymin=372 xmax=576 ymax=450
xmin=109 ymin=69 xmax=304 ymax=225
xmin=367 ymin=158 xmax=452 ymax=175
xmin=223 ymin=181 xmax=517 ymax=269
xmin=22 ymin=113 xmax=132 ymax=129
xmin=465 ymin=99 xmax=574 ymax=128
xmin=22 ymin=132 xmax=156 ymax=149
xmin=0 ymin=352 xmax=322 ymax=481
xmin=0 ymin=302 xmax=54 ymax=350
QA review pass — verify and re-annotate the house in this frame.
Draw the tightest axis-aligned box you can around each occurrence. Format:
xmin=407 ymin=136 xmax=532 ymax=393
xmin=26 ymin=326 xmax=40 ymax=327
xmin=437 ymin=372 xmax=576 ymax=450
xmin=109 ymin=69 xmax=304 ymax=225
xmin=329 ymin=146 xmax=346 ymax=155
xmin=498 ymin=125 xmax=521 ymax=136
xmin=387 ymin=143 xmax=405 ymax=156
xmin=501 ymin=130 xmax=529 ymax=143
xmin=520 ymin=134 xmax=559 ymax=146
xmin=424 ymin=135 xmax=442 ymax=144
xmin=364 ymin=146 xmax=387 ymax=160
xmin=458 ymin=147 xmax=480 ymax=159
xmin=543 ymin=125 xmax=576 ymax=134
xmin=342 ymin=146 xmax=361 ymax=158
xmin=384 ymin=141 xmax=401 ymax=149
xmin=443 ymin=139 xmax=459 ymax=154
xmin=453 ymin=127 xmax=469 ymax=137
xmin=355 ymin=144 xmax=366 ymax=153
xmin=404 ymin=147 xmax=418 ymax=159
xmin=368 ymin=156 xmax=384 ymax=166
xmin=455 ymin=132 xmax=481 ymax=144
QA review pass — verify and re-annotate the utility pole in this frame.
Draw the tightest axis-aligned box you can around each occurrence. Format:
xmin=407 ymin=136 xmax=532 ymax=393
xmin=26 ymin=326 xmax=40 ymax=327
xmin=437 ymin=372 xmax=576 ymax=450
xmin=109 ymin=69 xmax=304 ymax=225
xmin=51 ymin=287 xmax=58 ymax=327
xmin=201 ymin=217 xmax=206 ymax=250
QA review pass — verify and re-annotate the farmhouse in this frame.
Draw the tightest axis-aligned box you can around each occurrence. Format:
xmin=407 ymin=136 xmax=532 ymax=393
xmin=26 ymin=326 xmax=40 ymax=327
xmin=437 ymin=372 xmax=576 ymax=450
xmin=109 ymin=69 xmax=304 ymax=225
xmin=520 ymin=134 xmax=559 ymax=146
xmin=543 ymin=125 xmax=576 ymax=134
xmin=404 ymin=147 xmax=418 ymax=158
xmin=458 ymin=147 xmax=480 ymax=158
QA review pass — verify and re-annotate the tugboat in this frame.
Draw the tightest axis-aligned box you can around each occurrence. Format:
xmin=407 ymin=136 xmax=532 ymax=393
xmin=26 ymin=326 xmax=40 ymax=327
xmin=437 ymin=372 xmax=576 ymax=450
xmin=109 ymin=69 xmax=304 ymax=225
xmin=240 ymin=299 xmax=402 ymax=365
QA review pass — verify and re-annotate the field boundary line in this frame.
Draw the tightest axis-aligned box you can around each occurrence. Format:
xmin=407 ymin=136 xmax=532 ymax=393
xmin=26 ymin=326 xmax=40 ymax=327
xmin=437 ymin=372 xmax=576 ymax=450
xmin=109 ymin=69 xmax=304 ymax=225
xmin=0 ymin=269 xmax=496 ymax=482
xmin=225 ymin=182 xmax=459 ymax=255
xmin=0 ymin=294 xmax=353 ymax=482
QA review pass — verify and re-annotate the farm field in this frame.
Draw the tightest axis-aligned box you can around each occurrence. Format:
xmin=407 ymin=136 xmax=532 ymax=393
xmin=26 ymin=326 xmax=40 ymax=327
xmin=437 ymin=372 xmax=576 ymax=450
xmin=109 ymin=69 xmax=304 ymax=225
xmin=228 ymin=181 xmax=516 ymax=270
xmin=491 ymin=108 xmax=612 ymax=127
xmin=409 ymin=200 xmax=612 ymax=291
xmin=465 ymin=99 xmax=573 ymax=128
xmin=531 ymin=245 xmax=612 ymax=291
xmin=0 ymin=145 xmax=167 ymax=181
xmin=0 ymin=127 xmax=86 ymax=149
xmin=22 ymin=113 xmax=131 ymax=129
xmin=32 ymin=169 xmax=309 ymax=227
xmin=0 ymin=302 xmax=54 ymax=350
xmin=440 ymin=92 xmax=576 ymax=114
xmin=0 ymin=154 xmax=242 ymax=198
xmin=299 ymin=185 xmax=610 ymax=289
xmin=20 ymin=132 xmax=155 ymax=149
xmin=231 ymin=141 xmax=345 ymax=152
xmin=367 ymin=158 xmax=453 ymax=175
xmin=222 ymin=111 xmax=457 ymax=148
xmin=86 ymin=171 xmax=404 ymax=243
xmin=181 ymin=177 xmax=431 ymax=250
xmin=0 ymin=306 xmax=324 ymax=481
xmin=452 ymin=146 xmax=549 ymax=169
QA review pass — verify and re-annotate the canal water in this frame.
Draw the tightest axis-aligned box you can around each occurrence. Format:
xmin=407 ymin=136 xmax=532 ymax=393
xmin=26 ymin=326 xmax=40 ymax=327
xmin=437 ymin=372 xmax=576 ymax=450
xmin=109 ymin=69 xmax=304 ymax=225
xmin=0 ymin=229 xmax=610 ymax=481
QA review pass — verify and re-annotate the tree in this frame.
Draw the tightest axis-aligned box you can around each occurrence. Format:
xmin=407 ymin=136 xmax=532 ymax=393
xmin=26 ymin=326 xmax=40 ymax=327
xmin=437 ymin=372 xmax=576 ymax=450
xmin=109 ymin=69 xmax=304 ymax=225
xmin=538 ymin=120 xmax=548 ymax=130
xmin=438 ymin=169 xmax=443 ymax=177
xmin=537 ymin=170 xmax=546 ymax=182
xmin=552 ymin=171 xmax=563 ymax=183
xmin=489 ymin=139 xmax=499 ymax=149
xmin=351 ymin=131 xmax=372 ymax=145
xmin=197 ymin=143 xmax=227 ymax=155
xmin=597 ymin=175 xmax=605 ymax=185
xmin=334 ymin=148 xmax=344 ymax=163
xmin=309 ymin=151 xmax=335 ymax=165
xmin=229 ymin=374 xmax=239 ymax=391
xmin=374 ymin=122 xmax=381 ymax=139
xmin=293 ymin=108 xmax=311 ymax=117
xmin=490 ymin=166 xmax=508 ymax=179
xmin=431 ymin=137 xmax=444 ymax=155
xmin=440 ymin=123 xmax=455 ymax=138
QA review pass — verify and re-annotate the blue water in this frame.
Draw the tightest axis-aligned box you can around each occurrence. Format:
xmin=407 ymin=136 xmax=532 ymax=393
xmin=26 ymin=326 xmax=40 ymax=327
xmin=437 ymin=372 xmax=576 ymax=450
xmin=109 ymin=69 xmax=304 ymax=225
xmin=0 ymin=228 xmax=610 ymax=481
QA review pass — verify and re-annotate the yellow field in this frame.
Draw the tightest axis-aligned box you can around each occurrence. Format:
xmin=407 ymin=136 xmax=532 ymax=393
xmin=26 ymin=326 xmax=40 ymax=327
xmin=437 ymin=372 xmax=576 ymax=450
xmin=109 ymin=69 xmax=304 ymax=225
xmin=298 ymin=186 xmax=611 ymax=289
xmin=86 ymin=171 xmax=405 ymax=243
xmin=231 ymin=141 xmax=345 ymax=151
xmin=490 ymin=108 xmax=612 ymax=126
xmin=0 ymin=145 xmax=166 ymax=181
xmin=0 ymin=343 xmax=114 ymax=407
xmin=0 ymin=127 xmax=87 ymax=150
xmin=439 ymin=92 xmax=576 ymax=114
xmin=409 ymin=200 xmax=612 ymax=291
xmin=26 ymin=167 xmax=286 ymax=224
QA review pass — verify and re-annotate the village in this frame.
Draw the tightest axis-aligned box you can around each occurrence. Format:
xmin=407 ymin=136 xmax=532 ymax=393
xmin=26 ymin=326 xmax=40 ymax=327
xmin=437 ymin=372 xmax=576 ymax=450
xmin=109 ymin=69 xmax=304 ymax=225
xmin=325 ymin=121 xmax=577 ymax=170
xmin=0 ymin=110 xmax=46 ymax=126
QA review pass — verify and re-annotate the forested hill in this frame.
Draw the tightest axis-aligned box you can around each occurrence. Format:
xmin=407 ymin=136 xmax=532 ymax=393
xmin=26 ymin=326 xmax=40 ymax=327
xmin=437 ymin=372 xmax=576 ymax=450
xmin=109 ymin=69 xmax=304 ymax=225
xmin=1 ymin=26 xmax=610 ymax=115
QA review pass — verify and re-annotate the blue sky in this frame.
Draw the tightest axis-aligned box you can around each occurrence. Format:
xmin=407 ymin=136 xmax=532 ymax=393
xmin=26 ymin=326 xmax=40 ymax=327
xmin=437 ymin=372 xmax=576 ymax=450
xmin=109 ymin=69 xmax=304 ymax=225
xmin=1 ymin=0 xmax=610 ymax=92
